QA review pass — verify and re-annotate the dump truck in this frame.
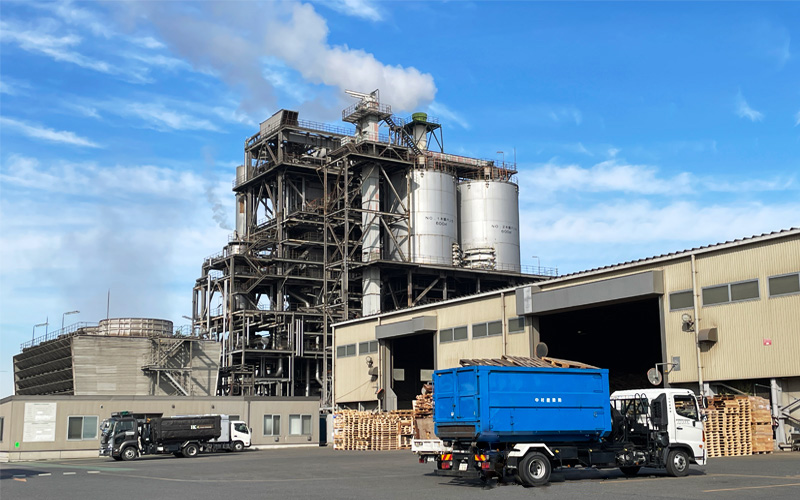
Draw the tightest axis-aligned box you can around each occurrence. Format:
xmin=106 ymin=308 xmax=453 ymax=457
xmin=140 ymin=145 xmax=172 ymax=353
xmin=99 ymin=411 xmax=251 ymax=461
xmin=432 ymin=365 xmax=706 ymax=485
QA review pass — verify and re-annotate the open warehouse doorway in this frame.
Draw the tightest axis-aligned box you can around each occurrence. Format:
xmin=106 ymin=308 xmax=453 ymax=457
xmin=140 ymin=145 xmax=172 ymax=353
xmin=538 ymin=298 xmax=663 ymax=392
xmin=386 ymin=332 xmax=435 ymax=409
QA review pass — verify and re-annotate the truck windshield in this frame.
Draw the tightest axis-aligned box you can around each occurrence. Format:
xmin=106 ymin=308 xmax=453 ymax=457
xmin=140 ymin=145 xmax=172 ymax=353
xmin=234 ymin=423 xmax=249 ymax=434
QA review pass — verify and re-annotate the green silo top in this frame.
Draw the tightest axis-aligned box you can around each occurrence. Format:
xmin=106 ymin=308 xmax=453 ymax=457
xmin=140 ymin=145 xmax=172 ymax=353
xmin=412 ymin=112 xmax=428 ymax=123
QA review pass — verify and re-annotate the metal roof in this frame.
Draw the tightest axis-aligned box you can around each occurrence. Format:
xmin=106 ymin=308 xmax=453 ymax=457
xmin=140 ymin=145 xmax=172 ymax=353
xmin=541 ymin=227 xmax=800 ymax=284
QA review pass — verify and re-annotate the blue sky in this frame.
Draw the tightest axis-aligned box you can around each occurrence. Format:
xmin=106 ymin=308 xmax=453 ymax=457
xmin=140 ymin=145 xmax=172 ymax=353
xmin=1 ymin=1 xmax=798 ymax=396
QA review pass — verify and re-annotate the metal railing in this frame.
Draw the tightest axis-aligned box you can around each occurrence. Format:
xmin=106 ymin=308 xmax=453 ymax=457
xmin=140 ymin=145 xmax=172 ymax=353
xmin=21 ymin=322 xmax=99 ymax=351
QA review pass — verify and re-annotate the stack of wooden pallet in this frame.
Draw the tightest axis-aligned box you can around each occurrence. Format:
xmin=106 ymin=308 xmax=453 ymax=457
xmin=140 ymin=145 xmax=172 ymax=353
xmin=333 ymin=410 xmax=414 ymax=451
xmin=749 ymin=396 xmax=773 ymax=454
xmin=703 ymin=395 xmax=752 ymax=457
xmin=414 ymin=384 xmax=433 ymax=418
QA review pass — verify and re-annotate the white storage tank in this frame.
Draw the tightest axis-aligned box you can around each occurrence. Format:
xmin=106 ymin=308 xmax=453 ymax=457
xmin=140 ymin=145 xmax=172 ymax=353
xmin=386 ymin=169 xmax=458 ymax=265
xmin=458 ymin=180 xmax=521 ymax=272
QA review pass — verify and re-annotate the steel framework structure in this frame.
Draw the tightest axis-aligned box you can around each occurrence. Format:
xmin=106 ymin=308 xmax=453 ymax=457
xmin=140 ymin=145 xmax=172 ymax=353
xmin=192 ymin=93 xmax=542 ymax=405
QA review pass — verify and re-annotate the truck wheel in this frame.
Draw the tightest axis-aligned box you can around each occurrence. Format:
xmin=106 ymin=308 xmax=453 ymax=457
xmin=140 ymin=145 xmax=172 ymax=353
xmin=519 ymin=452 xmax=551 ymax=486
xmin=182 ymin=443 xmax=199 ymax=458
xmin=620 ymin=466 xmax=640 ymax=477
xmin=665 ymin=449 xmax=690 ymax=477
xmin=232 ymin=441 xmax=244 ymax=452
xmin=120 ymin=447 xmax=138 ymax=461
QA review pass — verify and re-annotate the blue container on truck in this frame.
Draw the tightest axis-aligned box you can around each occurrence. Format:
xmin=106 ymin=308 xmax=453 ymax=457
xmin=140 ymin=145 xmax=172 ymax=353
xmin=434 ymin=365 xmax=611 ymax=444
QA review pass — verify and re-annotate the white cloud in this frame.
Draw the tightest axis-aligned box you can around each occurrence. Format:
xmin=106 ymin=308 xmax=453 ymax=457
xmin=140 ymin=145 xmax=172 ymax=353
xmin=548 ymin=107 xmax=582 ymax=125
xmin=0 ymin=117 xmax=100 ymax=147
xmin=519 ymin=160 xmax=693 ymax=196
xmin=519 ymin=200 xmax=800 ymax=247
xmin=428 ymin=101 xmax=470 ymax=129
xmin=35 ymin=0 xmax=115 ymax=38
xmin=735 ymin=91 xmax=764 ymax=122
xmin=324 ymin=0 xmax=383 ymax=21
xmin=263 ymin=2 xmax=436 ymax=112
xmin=0 ymin=19 xmax=113 ymax=73
xmin=607 ymin=148 xmax=620 ymax=158
xmin=0 ymin=155 xmax=203 ymax=198
xmin=71 ymin=95 xmax=255 ymax=131
xmin=116 ymin=102 xmax=220 ymax=132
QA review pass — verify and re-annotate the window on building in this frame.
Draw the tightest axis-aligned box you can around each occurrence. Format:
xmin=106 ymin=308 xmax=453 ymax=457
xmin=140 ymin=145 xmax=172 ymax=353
xmin=669 ymin=290 xmax=694 ymax=311
xmin=508 ymin=316 xmax=525 ymax=334
xmin=289 ymin=414 xmax=312 ymax=435
xmin=263 ymin=415 xmax=281 ymax=436
xmin=769 ymin=273 xmax=800 ymax=297
xmin=336 ymin=344 xmax=356 ymax=358
xmin=229 ymin=415 xmax=240 ymax=421
xmin=440 ymin=326 xmax=468 ymax=343
xmin=359 ymin=340 xmax=378 ymax=355
xmin=702 ymin=279 xmax=759 ymax=306
xmin=473 ymin=321 xmax=502 ymax=338
xmin=67 ymin=415 xmax=98 ymax=440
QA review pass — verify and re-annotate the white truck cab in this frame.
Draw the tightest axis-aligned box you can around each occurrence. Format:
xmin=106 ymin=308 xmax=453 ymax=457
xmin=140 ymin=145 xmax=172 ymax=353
xmin=611 ymin=388 xmax=706 ymax=467
xmin=231 ymin=420 xmax=252 ymax=449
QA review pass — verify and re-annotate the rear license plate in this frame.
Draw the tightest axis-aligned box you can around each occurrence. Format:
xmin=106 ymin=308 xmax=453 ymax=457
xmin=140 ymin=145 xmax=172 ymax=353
xmin=458 ymin=462 xmax=468 ymax=471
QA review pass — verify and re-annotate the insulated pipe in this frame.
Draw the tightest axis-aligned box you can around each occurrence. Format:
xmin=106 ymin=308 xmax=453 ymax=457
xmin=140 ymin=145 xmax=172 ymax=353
xmin=770 ymin=378 xmax=788 ymax=448
xmin=305 ymin=359 xmax=311 ymax=397
xmin=315 ymin=359 xmax=323 ymax=388
xmin=286 ymin=290 xmax=310 ymax=308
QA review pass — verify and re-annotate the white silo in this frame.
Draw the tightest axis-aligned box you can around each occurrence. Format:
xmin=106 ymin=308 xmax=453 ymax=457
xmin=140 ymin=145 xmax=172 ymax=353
xmin=458 ymin=179 xmax=521 ymax=272
xmin=386 ymin=168 xmax=458 ymax=266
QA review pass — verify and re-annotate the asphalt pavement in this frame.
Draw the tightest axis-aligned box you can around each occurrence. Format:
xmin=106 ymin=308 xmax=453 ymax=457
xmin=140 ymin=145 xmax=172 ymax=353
xmin=2 ymin=447 xmax=799 ymax=499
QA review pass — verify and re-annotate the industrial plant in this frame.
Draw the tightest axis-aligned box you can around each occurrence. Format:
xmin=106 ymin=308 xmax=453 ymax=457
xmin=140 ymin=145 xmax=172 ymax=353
xmin=189 ymin=90 xmax=545 ymax=403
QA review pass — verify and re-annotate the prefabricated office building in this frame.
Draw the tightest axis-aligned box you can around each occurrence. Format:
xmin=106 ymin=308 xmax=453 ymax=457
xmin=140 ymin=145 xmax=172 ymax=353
xmin=333 ymin=228 xmax=800 ymax=447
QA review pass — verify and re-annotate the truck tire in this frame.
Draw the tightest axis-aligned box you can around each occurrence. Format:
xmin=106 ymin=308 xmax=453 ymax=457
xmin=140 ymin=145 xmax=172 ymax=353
xmin=182 ymin=443 xmax=199 ymax=458
xmin=665 ymin=449 xmax=690 ymax=477
xmin=619 ymin=466 xmax=640 ymax=477
xmin=232 ymin=441 xmax=244 ymax=452
xmin=518 ymin=452 xmax=551 ymax=486
xmin=120 ymin=447 xmax=138 ymax=461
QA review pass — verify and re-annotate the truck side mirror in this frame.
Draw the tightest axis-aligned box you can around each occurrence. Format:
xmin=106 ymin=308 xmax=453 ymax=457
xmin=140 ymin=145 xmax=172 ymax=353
xmin=701 ymin=413 xmax=708 ymax=423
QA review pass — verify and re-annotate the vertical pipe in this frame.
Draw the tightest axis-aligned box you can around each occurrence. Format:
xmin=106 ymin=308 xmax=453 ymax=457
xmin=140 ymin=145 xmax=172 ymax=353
xmin=770 ymin=378 xmax=787 ymax=449
xmin=305 ymin=359 xmax=310 ymax=397
xmin=501 ymin=291 xmax=507 ymax=357
xmin=690 ymin=254 xmax=705 ymax=396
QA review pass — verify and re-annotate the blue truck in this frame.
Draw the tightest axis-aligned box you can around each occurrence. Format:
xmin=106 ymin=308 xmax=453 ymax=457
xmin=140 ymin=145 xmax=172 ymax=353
xmin=433 ymin=365 xmax=706 ymax=485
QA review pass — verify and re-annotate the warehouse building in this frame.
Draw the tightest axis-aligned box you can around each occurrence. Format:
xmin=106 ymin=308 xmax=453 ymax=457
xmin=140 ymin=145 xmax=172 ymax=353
xmin=332 ymin=228 xmax=800 ymax=447
xmin=0 ymin=395 xmax=320 ymax=461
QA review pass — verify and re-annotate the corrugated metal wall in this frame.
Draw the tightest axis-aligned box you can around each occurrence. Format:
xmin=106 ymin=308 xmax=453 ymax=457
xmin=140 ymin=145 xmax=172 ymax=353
xmin=72 ymin=337 xmax=221 ymax=396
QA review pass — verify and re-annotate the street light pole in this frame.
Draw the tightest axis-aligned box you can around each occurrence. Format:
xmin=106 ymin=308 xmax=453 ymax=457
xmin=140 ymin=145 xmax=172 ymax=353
xmin=62 ymin=310 xmax=80 ymax=331
xmin=32 ymin=321 xmax=48 ymax=342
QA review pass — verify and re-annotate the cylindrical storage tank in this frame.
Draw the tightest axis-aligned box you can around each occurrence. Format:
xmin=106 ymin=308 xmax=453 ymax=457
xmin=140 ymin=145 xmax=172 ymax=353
xmin=458 ymin=180 xmax=520 ymax=272
xmin=98 ymin=318 xmax=174 ymax=337
xmin=386 ymin=169 xmax=458 ymax=265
